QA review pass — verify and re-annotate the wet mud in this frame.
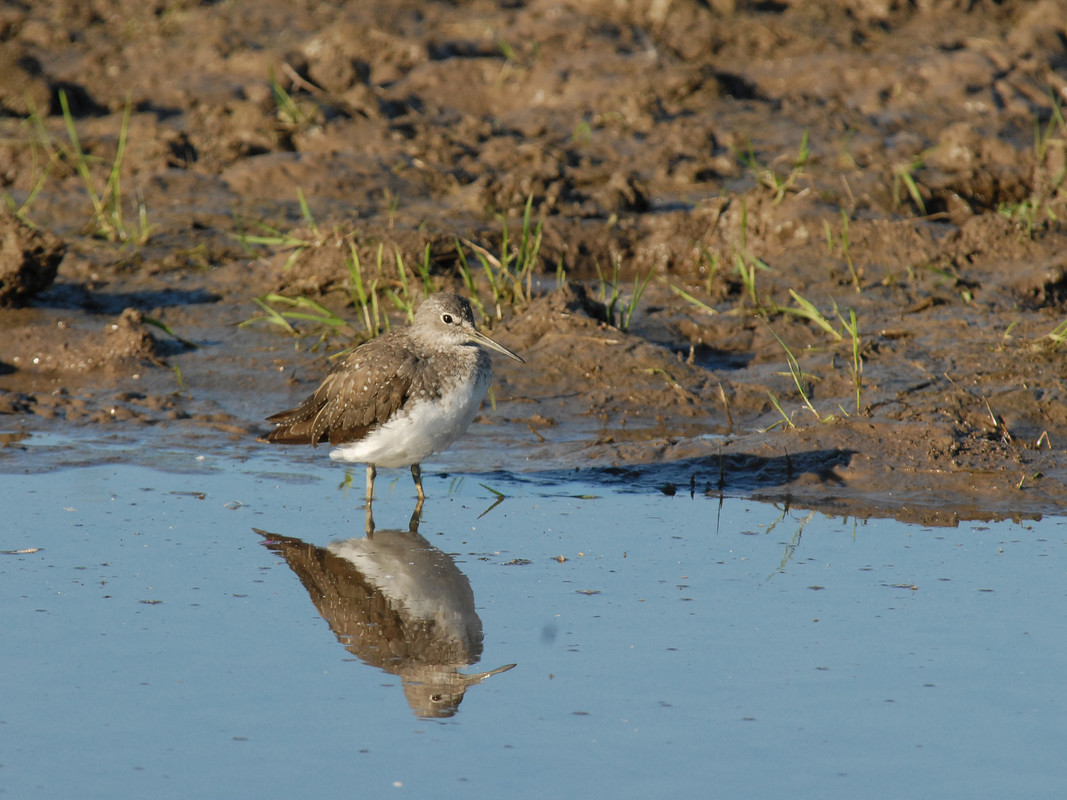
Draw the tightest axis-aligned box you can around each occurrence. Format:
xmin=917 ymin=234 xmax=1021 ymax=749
xmin=2 ymin=0 xmax=1067 ymax=522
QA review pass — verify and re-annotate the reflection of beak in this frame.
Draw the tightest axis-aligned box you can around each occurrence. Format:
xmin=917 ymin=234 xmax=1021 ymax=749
xmin=470 ymin=328 xmax=525 ymax=363
xmin=461 ymin=662 xmax=518 ymax=686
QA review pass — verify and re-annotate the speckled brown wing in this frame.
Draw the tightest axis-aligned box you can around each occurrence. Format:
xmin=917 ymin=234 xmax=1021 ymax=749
xmin=266 ymin=334 xmax=421 ymax=446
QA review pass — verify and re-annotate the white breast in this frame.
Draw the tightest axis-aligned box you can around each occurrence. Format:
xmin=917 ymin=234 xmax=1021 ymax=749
xmin=329 ymin=368 xmax=490 ymax=468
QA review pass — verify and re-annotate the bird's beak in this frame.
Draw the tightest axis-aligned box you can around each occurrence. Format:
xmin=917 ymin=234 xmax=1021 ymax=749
xmin=460 ymin=663 xmax=518 ymax=686
xmin=470 ymin=328 xmax=525 ymax=363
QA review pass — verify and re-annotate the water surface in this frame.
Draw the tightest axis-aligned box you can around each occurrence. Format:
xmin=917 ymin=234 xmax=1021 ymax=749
xmin=2 ymin=431 xmax=1064 ymax=798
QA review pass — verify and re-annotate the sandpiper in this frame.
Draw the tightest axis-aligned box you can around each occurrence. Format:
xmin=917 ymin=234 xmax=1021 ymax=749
xmin=265 ymin=292 xmax=524 ymax=503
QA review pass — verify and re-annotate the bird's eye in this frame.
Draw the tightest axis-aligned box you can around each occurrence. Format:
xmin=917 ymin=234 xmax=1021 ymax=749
xmin=441 ymin=313 xmax=454 ymax=325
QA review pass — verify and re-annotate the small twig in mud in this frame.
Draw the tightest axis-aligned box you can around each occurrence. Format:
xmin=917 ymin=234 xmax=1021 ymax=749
xmin=641 ymin=367 xmax=687 ymax=396
xmin=718 ymin=381 xmax=734 ymax=433
xmin=982 ymin=399 xmax=1012 ymax=444
xmin=1016 ymin=472 xmax=1043 ymax=490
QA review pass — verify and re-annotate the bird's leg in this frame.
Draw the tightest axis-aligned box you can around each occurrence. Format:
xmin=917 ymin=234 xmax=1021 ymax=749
xmin=365 ymin=464 xmax=376 ymax=505
xmin=411 ymin=463 xmax=425 ymax=502
xmin=364 ymin=464 xmax=376 ymax=535
xmin=409 ymin=496 xmax=424 ymax=533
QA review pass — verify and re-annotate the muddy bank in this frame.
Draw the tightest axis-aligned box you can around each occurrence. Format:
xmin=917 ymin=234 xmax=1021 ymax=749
xmin=2 ymin=0 xmax=1067 ymax=522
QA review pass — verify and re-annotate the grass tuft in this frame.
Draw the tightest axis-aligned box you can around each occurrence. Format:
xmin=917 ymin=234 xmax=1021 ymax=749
xmin=456 ymin=194 xmax=543 ymax=318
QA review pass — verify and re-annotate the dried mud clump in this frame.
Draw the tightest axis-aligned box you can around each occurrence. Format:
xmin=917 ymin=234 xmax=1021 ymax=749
xmin=98 ymin=308 xmax=165 ymax=368
xmin=0 ymin=211 xmax=65 ymax=307
xmin=3 ymin=308 xmax=167 ymax=378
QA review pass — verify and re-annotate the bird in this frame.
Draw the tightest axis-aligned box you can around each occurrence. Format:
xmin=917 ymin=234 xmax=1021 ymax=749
xmin=264 ymin=292 xmax=524 ymax=505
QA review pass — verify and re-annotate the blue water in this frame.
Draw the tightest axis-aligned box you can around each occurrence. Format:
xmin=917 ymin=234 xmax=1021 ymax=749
xmin=2 ymin=431 xmax=1065 ymax=798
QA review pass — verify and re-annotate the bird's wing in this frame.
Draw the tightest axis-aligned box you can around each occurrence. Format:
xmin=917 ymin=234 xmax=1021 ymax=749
xmin=266 ymin=336 xmax=421 ymax=446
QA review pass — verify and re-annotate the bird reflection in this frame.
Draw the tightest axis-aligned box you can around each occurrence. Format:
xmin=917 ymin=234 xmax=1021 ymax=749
xmin=254 ymin=504 xmax=514 ymax=718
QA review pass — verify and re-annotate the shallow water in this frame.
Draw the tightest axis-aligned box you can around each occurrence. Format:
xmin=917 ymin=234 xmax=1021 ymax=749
xmin=2 ymin=430 xmax=1065 ymax=798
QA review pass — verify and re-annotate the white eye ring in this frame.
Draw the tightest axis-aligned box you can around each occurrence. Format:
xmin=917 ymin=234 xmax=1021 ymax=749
xmin=442 ymin=313 xmax=454 ymax=324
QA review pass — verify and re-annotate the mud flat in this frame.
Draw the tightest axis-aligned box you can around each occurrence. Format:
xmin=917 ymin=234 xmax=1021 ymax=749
xmin=2 ymin=0 xmax=1067 ymax=521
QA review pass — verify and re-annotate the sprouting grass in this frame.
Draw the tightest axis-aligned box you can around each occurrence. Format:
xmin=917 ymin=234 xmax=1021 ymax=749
xmin=2 ymin=108 xmax=60 ymax=226
xmin=455 ymin=244 xmax=489 ymax=320
xmin=839 ymin=307 xmax=864 ymax=414
xmin=734 ymin=253 xmax=771 ymax=312
xmin=768 ymin=327 xmax=836 ymax=425
xmin=666 ymin=281 xmax=717 ymax=314
xmin=172 ymin=365 xmax=188 ymax=393
xmin=456 ymin=194 xmax=543 ymax=318
xmin=893 ymin=155 xmax=927 ymax=216
xmin=665 ymin=241 xmax=724 ymax=316
xmin=244 ymin=293 xmax=351 ymax=351
xmin=269 ymin=68 xmax=320 ymax=130
xmin=570 ymin=120 xmax=592 ymax=147
xmin=735 ymin=131 xmax=811 ymax=204
xmin=777 ymin=289 xmax=843 ymax=340
xmin=555 ymin=252 xmax=568 ymax=290
xmin=594 ymin=258 xmax=655 ymax=332
xmin=3 ymin=94 xmax=152 ymax=242
xmin=52 ymin=90 xmax=152 ymax=243
xmin=998 ymin=196 xmax=1043 ymax=239
xmin=381 ymin=242 xmax=436 ymax=323
xmin=823 ymin=209 xmax=861 ymax=291
xmin=143 ymin=317 xmax=198 ymax=349
xmin=698 ymin=246 xmax=722 ymax=294
xmin=346 ymin=244 xmax=385 ymax=337
xmin=728 ymin=199 xmax=773 ymax=315
xmin=774 ymin=291 xmax=865 ymax=414
xmin=384 ymin=188 xmax=400 ymax=229
xmin=999 ymin=95 xmax=1067 ymax=238
xmin=243 ymin=228 xmax=440 ymax=348
xmin=233 ymin=189 xmax=322 ymax=270
xmin=766 ymin=391 xmax=795 ymax=430
xmin=1046 ymin=318 xmax=1067 ymax=349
